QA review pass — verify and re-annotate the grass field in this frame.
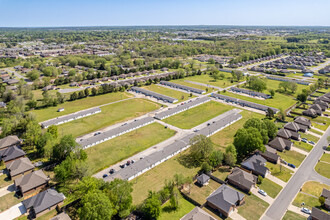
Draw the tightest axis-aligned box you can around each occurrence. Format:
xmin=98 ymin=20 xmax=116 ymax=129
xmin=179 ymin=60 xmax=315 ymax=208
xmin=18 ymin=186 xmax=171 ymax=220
xmin=86 ymin=122 xmax=176 ymax=174
xmin=170 ymin=78 xmax=214 ymax=92
xmin=277 ymin=150 xmax=306 ymax=167
xmin=32 ymin=92 xmax=133 ymax=122
xmin=266 ymin=163 xmax=293 ymax=182
xmin=237 ymin=194 xmax=269 ymax=220
xmin=178 ymin=73 xmax=240 ymax=88
xmin=258 ymin=178 xmax=283 ymax=198
xmin=163 ymin=101 xmax=234 ymax=129
xmin=300 ymin=133 xmax=320 ymax=143
xmin=57 ymin=98 xmax=161 ymax=138
xmin=282 ymin=210 xmax=306 ymax=220
xmin=310 ymin=129 xmax=323 ymax=136
xmin=210 ymin=110 xmax=264 ymax=151
xmin=293 ymin=140 xmax=313 ymax=152
xmin=142 ymin=84 xmax=196 ymax=102
xmin=320 ymin=153 xmax=330 ymax=163
xmin=315 ymin=161 xmax=330 ymax=179
xmin=0 ymin=174 xmax=12 ymax=188
xmin=159 ymin=196 xmax=195 ymax=220
xmin=0 ymin=192 xmax=23 ymax=212
xmin=211 ymin=167 xmax=231 ymax=181
xmin=311 ymin=116 xmax=330 ymax=131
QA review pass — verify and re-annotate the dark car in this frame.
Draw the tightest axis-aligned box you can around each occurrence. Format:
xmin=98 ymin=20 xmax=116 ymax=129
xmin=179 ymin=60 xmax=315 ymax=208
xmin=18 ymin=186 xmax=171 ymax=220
xmin=120 ymin=164 xmax=126 ymax=168
xmin=126 ymin=160 xmax=131 ymax=166
xmin=103 ymin=174 xmax=108 ymax=178
xmin=288 ymin=163 xmax=296 ymax=168
xmin=109 ymin=169 xmax=115 ymax=174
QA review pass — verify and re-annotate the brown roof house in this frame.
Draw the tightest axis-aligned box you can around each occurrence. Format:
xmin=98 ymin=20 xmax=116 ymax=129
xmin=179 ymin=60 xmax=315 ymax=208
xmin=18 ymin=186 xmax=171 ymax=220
xmin=311 ymin=207 xmax=330 ymax=220
xmin=0 ymin=135 xmax=21 ymax=150
xmin=14 ymin=170 xmax=49 ymax=197
xmin=268 ymin=137 xmax=292 ymax=151
xmin=227 ymin=168 xmax=257 ymax=192
xmin=241 ymin=154 xmax=269 ymax=177
xmin=196 ymin=173 xmax=210 ymax=186
xmin=206 ymin=184 xmax=245 ymax=218
xmin=180 ymin=206 xmax=216 ymax=220
xmin=0 ymin=145 xmax=26 ymax=165
xmin=259 ymin=145 xmax=280 ymax=164
xmin=277 ymin=128 xmax=300 ymax=141
xmin=284 ymin=122 xmax=308 ymax=133
xmin=294 ymin=116 xmax=311 ymax=128
xmin=321 ymin=188 xmax=330 ymax=210
xmin=6 ymin=157 xmax=34 ymax=180
xmin=23 ymin=188 xmax=65 ymax=219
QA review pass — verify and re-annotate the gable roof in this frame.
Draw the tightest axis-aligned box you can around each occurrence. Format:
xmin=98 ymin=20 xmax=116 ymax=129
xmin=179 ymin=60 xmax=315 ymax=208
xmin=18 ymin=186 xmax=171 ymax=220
xmin=303 ymin=108 xmax=317 ymax=117
xmin=277 ymin=128 xmax=300 ymax=140
xmin=14 ymin=170 xmax=49 ymax=193
xmin=22 ymin=189 xmax=65 ymax=214
xmin=268 ymin=137 xmax=292 ymax=151
xmin=50 ymin=212 xmax=71 ymax=220
xmin=0 ymin=135 xmax=20 ymax=149
xmin=294 ymin=116 xmax=311 ymax=127
xmin=259 ymin=145 xmax=280 ymax=162
xmin=227 ymin=168 xmax=256 ymax=190
xmin=7 ymin=157 xmax=34 ymax=177
xmin=311 ymin=207 xmax=330 ymax=220
xmin=241 ymin=154 xmax=268 ymax=176
xmin=0 ymin=145 xmax=26 ymax=162
xmin=180 ymin=207 xmax=216 ymax=220
xmin=207 ymin=184 xmax=245 ymax=213
xmin=284 ymin=122 xmax=300 ymax=132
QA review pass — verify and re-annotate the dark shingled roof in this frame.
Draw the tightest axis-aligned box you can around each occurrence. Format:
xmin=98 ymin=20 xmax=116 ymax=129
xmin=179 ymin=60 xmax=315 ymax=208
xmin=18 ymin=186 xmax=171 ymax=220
xmin=0 ymin=135 xmax=20 ymax=150
xmin=0 ymin=145 xmax=25 ymax=162
xmin=207 ymin=184 xmax=244 ymax=213
xmin=14 ymin=170 xmax=48 ymax=193
xmin=227 ymin=168 xmax=256 ymax=190
xmin=268 ymin=137 xmax=292 ymax=151
xmin=241 ymin=154 xmax=269 ymax=176
xmin=180 ymin=207 xmax=216 ymax=220
xmin=7 ymin=157 xmax=34 ymax=177
xmin=294 ymin=116 xmax=311 ymax=127
xmin=197 ymin=174 xmax=210 ymax=185
xmin=311 ymin=207 xmax=330 ymax=220
xmin=22 ymin=189 xmax=65 ymax=214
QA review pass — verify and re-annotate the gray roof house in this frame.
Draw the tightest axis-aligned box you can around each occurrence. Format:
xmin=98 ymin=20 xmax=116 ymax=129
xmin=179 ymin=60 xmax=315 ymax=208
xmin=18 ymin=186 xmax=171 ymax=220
xmin=180 ymin=207 xmax=216 ymax=220
xmin=268 ymin=137 xmax=292 ymax=151
xmin=0 ymin=135 xmax=21 ymax=150
xmin=229 ymin=87 xmax=271 ymax=99
xmin=303 ymin=108 xmax=318 ymax=118
xmin=130 ymin=86 xmax=178 ymax=103
xmin=206 ymin=184 xmax=245 ymax=217
xmin=294 ymin=116 xmax=311 ymax=128
xmin=277 ymin=128 xmax=300 ymax=141
xmin=23 ymin=189 xmax=65 ymax=218
xmin=160 ymin=81 xmax=206 ymax=94
xmin=314 ymin=100 xmax=329 ymax=111
xmin=321 ymin=188 xmax=330 ymax=210
xmin=227 ymin=167 xmax=257 ymax=192
xmin=241 ymin=154 xmax=269 ymax=177
xmin=284 ymin=122 xmax=308 ymax=133
xmin=50 ymin=212 xmax=71 ymax=220
xmin=0 ymin=145 xmax=26 ymax=164
xmin=196 ymin=173 xmax=210 ymax=186
xmin=311 ymin=207 xmax=330 ymax=220
xmin=6 ymin=157 xmax=34 ymax=180
xmin=14 ymin=170 xmax=49 ymax=197
xmin=310 ymin=104 xmax=324 ymax=112
xmin=259 ymin=145 xmax=280 ymax=164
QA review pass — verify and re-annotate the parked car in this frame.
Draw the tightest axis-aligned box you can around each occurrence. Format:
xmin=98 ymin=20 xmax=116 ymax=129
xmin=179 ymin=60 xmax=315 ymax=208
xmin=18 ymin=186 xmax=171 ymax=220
xmin=126 ymin=160 xmax=131 ymax=166
xmin=131 ymin=160 xmax=135 ymax=164
xmin=324 ymin=114 xmax=329 ymax=117
xmin=103 ymin=174 xmax=108 ymax=178
xmin=94 ymin=132 xmax=101 ymax=136
xmin=109 ymin=169 xmax=115 ymax=174
xmin=120 ymin=164 xmax=126 ymax=168
xmin=309 ymin=141 xmax=315 ymax=145
xmin=282 ymin=160 xmax=288 ymax=165
xmin=301 ymin=207 xmax=311 ymax=214
xmin=302 ymin=139 xmax=308 ymax=143
xmin=288 ymin=163 xmax=296 ymax=168
xmin=301 ymin=138 xmax=307 ymax=141
xmin=258 ymin=189 xmax=267 ymax=196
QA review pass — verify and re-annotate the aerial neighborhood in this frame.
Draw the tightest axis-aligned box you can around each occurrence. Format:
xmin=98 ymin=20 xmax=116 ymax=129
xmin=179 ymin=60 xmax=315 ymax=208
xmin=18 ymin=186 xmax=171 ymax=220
xmin=0 ymin=11 xmax=330 ymax=220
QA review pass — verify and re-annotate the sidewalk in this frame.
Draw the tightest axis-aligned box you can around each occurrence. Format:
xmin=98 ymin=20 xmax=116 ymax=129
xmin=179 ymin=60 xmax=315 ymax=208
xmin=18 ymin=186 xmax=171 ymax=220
xmin=0 ymin=184 xmax=15 ymax=198
xmin=291 ymin=146 xmax=309 ymax=156
xmin=266 ymin=174 xmax=286 ymax=187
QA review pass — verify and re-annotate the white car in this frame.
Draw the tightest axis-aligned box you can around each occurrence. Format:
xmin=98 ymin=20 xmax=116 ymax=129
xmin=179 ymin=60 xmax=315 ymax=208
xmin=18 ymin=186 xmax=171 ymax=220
xmin=258 ymin=189 xmax=267 ymax=196
xmin=301 ymin=207 xmax=311 ymax=214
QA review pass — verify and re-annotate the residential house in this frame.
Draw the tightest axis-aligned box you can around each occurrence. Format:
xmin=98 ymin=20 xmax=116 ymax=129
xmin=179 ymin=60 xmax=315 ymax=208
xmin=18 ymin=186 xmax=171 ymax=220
xmin=227 ymin=167 xmax=257 ymax=192
xmin=277 ymin=128 xmax=300 ymax=141
xmin=0 ymin=145 xmax=26 ymax=165
xmin=268 ymin=137 xmax=292 ymax=151
xmin=303 ymin=108 xmax=318 ymax=118
xmin=314 ymin=100 xmax=329 ymax=111
xmin=294 ymin=116 xmax=311 ymax=128
xmin=284 ymin=122 xmax=308 ymax=133
xmin=241 ymin=154 xmax=269 ymax=177
xmin=22 ymin=189 xmax=65 ymax=219
xmin=196 ymin=173 xmax=210 ymax=186
xmin=310 ymin=104 xmax=324 ymax=115
xmin=180 ymin=207 xmax=216 ymax=220
xmin=259 ymin=145 xmax=280 ymax=164
xmin=0 ymin=135 xmax=21 ymax=150
xmin=6 ymin=157 xmax=34 ymax=180
xmin=321 ymin=188 xmax=330 ymax=210
xmin=206 ymin=184 xmax=245 ymax=217
xmin=14 ymin=170 xmax=49 ymax=197
xmin=311 ymin=207 xmax=330 ymax=220
xmin=50 ymin=212 xmax=71 ymax=220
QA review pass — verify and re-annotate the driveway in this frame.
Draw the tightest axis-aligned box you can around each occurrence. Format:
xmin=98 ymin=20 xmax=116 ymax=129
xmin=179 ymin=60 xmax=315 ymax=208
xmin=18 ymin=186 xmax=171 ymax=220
xmin=0 ymin=184 xmax=15 ymax=197
xmin=251 ymin=187 xmax=274 ymax=204
xmin=0 ymin=202 xmax=26 ymax=220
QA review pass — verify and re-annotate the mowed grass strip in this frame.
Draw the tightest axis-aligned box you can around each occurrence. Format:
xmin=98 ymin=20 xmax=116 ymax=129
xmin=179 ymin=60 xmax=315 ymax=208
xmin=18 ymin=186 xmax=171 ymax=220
xmin=58 ymin=98 xmax=161 ymax=138
xmin=258 ymin=178 xmax=283 ymax=198
xmin=86 ymin=122 xmax=176 ymax=174
xmin=210 ymin=110 xmax=264 ymax=151
xmin=315 ymin=161 xmax=330 ymax=179
xmin=159 ymin=196 xmax=195 ymax=220
xmin=282 ymin=210 xmax=306 ymax=220
xmin=277 ymin=150 xmax=306 ymax=167
xmin=266 ymin=163 xmax=293 ymax=182
xmin=320 ymin=153 xmax=330 ymax=163
xmin=0 ymin=192 xmax=23 ymax=212
xmin=293 ymin=140 xmax=313 ymax=152
xmin=179 ymin=73 xmax=239 ymax=88
xmin=237 ymin=194 xmax=269 ymax=220
xmin=143 ymin=84 xmax=196 ymax=102
xmin=170 ymin=78 xmax=213 ymax=92
xmin=32 ymin=92 xmax=133 ymax=122
xmin=163 ymin=101 xmax=233 ymax=129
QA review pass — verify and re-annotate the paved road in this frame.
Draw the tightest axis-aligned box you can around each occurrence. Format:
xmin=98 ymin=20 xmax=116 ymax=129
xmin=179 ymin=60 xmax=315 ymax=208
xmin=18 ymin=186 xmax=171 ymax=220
xmin=261 ymin=126 xmax=330 ymax=220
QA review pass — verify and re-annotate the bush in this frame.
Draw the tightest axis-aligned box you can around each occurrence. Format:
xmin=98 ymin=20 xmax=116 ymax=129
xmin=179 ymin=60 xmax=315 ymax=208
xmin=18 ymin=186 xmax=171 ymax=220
xmin=319 ymin=196 xmax=325 ymax=206
xmin=200 ymin=162 xmax=212 ymax=173
xmin=258 ymin=175 xmax=264 ymax=184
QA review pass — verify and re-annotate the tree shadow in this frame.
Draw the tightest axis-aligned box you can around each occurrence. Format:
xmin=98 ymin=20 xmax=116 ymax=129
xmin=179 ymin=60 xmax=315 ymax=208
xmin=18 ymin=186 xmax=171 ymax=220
xmin=162 ymin=206 xmax=178 ymax=213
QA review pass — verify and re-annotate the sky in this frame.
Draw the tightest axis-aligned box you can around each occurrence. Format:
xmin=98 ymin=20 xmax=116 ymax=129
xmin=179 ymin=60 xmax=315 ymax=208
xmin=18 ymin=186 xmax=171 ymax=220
xmin=0 ymin=0 xmax=329 ymax=27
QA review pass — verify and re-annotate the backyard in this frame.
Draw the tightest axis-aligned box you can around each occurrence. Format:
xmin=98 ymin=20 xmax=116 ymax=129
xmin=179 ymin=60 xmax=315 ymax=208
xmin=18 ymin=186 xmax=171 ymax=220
xmin=85 ymin=122 xmax=176 ymax=174
xmin=159 ymin=196 xmax=195 ymax=220
xmin=315 ymin=161 xmax=330 ymax=179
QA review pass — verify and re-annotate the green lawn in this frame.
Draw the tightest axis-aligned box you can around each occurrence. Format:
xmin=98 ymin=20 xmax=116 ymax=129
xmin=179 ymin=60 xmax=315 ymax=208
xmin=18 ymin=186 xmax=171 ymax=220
xmin=237 ymin=194 xmax=269 ymax=220
xmin=159 ymin=196 xmax=195 ymax=220
xmin=0 ymin=174 xmax=12 ymax=188
xmin=311 ymin=116 xmax=330 ymax=131
xmin=315 ymin=161 xmax=330 ymax=179
xmin=58 ymin=98 xmax=161 ymax=138
xmin=86 ymin=122 xmax=176 ymax=174
xmin=266 ymin=163 xmax=293 ymax=182
xmin=301 ymin=181 xmax=330 ymax=197
xmin=310 ymin=129 xmax=323 ymax=136
xmin=0 ymin=192 xmax=23 ymax=212
xmin=177 ymin=73 xmax=240 ymax=88
xmin=293 ymin=193 xmax=320 ymax=210
xmin=211 ymin=167 xmax=231 ymax=181
xmin=163 ymin=101 xmax=234 ymax=129
xmin=277 ymin=150 xmax=306 ymax=167
xmin=258 ymin=178 xmax=283 ymax=198
xmin=319 ymin=153 xmax=330 ymax=163
xmin=188 ymin=179 xmax=222 ymax=205
xmin=300 ymin=133 xmax=320 ymax=143
xmin=282 ymin=210 xmax=306 ymax=220
xmin=171 ymin=78 xmax=213 ymax=92
xmin=293 ymin=141 xmax=313 ymax=152
xmin=210 ymin=110 xmax=264 ymax=151
xmin=32 ymin=92 xmax=133 ymax=122
xmin=143 ymin=84 xmax=196 ymax=102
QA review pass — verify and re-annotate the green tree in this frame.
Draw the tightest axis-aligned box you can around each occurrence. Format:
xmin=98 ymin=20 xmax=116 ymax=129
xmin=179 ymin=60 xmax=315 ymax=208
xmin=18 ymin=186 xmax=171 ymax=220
xmin=209 ymin=150 xmax=224 ymax=167
xmin=24 ymin=120 xmax=42 ymax=148
xmin=200 ymin=162 xmax=212 ymax=173
xmin=143 ymin=191 xmax=162 ymax=220
xmin=84 ymin=88 xmax=90 ymax=97
xmin=319 ymin=196 xmax=325 ymax=206
xmin=188 ymin=135 xmax=213 ymax=166
xmin=248 ymin=76 xmax=267 ymax=92
xmin=91 ymin=87 xmax=98 ymax=96
xmin=210 ymin=71 xmax=220 ymax=81
xmin=263 ymin=119 xmax=278 ymax=140
xmin=52 ymin=134 xmax=78 ymax=162
xmin=231 ymin=70 xmax=244 ymax=82
xmin=23 ymin=62 xmax=31 ymax=68
xmin=70 ymin=92 xmax=78 ymax=101
xmin=269 ymin=89 xmax=275 ymax=97
xmin=27 ymin=70 xmax=40 ymax=81
xmin=224 ymin=145 xmax=237 ymax=167
xmin=26 ymin=99 xmax=37 ymax=110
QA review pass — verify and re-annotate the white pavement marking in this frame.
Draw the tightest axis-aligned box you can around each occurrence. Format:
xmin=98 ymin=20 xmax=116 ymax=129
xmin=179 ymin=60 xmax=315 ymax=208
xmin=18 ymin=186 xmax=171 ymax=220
xmin=0 ymin=184 xmax=15 ymax=197
xmin=291 ymin=146 xmax=309 ymax=156
xmin=266 ymin=174 xmax=286 ymax=187
xmin=0 ymin=202 xmax=26 ymax=220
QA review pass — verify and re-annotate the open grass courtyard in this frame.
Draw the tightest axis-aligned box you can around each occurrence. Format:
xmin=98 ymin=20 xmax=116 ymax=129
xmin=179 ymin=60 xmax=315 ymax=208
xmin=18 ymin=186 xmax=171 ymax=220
xmin=143 ymin=84 xmax=196 ymax=102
